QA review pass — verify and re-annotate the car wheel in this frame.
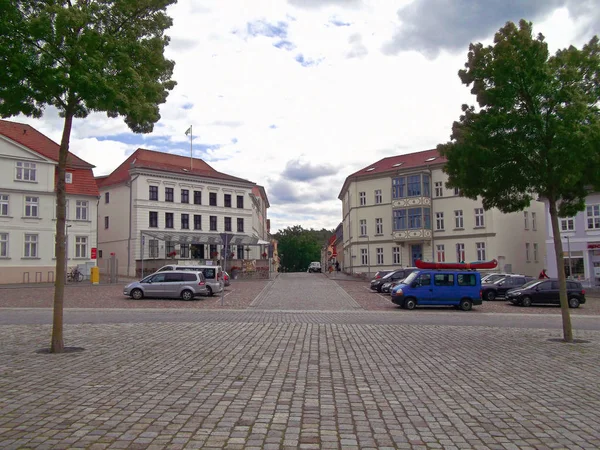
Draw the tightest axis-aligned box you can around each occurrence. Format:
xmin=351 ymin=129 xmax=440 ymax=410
xmin=521 ymin=296 xmax=532 ymax=307
xmin=206 ymin=286 xmax=213 ymax=297
xmin=181 ymin=289 xmax=194 ymax=301
xmin=459 ymin=298 xmax=473 ymax=311
xmin=131 ymin=289 xmax=143 ymax=300
xmin=377 ymin=286 xmax=383 ymax=293
xmin=485 ymin=290 xmax=496 ymax=301
xmin=404 ymin=298 xmax=416 ymax=310
xmin=568 ymin=297 xmax=580 ymax=308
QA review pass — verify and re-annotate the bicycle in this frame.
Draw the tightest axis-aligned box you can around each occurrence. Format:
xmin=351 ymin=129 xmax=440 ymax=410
xmin=67 ymin=267 xmax=84 ymax=282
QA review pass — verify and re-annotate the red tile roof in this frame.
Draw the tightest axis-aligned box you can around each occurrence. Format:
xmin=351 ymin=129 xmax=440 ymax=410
xmin=97 ymin=148 xmax=255 ymax=188
xmin=0 ymin=119 xmax=99 ymax=197
xmin=339 ymin=148 xmax=446 ymax=199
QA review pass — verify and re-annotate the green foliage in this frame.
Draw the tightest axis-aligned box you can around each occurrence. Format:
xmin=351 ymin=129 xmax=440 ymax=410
xmin=274 ymin=226 xmax=334 ymax=271
xmin=438 ymin=20 xmax=600 ymax=216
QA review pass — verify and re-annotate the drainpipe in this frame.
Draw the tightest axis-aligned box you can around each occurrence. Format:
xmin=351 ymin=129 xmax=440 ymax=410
xmin=127 ymin=174 xmax=140 ymax=277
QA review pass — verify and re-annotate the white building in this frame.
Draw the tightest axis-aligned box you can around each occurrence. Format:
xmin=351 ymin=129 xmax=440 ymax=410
xmin=338 ymin=149 xmax=547 ymax=277
xmin=0 ymin=120 xmax=99 ymax=284
xmin=96 ymin=148 xmax=270 ymax=277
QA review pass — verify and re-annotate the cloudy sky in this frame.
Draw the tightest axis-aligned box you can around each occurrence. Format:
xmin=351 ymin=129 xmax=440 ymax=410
xmin=15 ymin=0 xmax=599 ymax=233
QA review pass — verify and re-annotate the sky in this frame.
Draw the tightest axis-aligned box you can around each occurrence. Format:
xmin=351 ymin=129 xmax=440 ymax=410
xmin=13 ymin=0 xmax=600 ymax=233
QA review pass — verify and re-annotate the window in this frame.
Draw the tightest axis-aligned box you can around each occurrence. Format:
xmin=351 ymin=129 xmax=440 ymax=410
xmin=375 ymin=218 xmax=383 ymax=235
xmin=533 ymin=243 xmax=539 ymax=262
xmin=360 ymin=248 xmax=368 ymax=265
xmin=408 ymin=208 xmax=422 ymax=229
xmin=65 ymin=172 xmax=73 ymax=184
xmin=457 ymin=273 xmax=476 ymax=286
xmin=24 ymin=234 xmax=38 ymax=257
xmin=560 ymin=217 xmax=575 ymax=231
xmin=181 ymin=189 xmax=189 ymax=204
xmin=149 ymin=239 xmax=159 ymax=258
xmin=392 ymin=177 xmax=405 ymax=199
xmin=376 ymin=248 xmax=384 ymax=265
xmin=407 ymin=175 xmax=421 ymax=196
xmin=165 ymin=213 xmax=174 ymax=229
xmin=149 ymin=186 xmax=158 ymax=201
xmin=392 ymin=246 xmax=400 ymax=264
xmin=225 ymin=217 xmax=232 ymax=232
xmin=434 ymin=273 xmax=454 ymax=286
xmin=454 ymin=187 xmax=461 ymax=196
xmin=209 ymin=244 xmax=217 ymax=258
xmin=474 ymin=208 xmax=484 ymax=227
xmin=76 ymin=200 xmax=88 ymax=220
xmin=237 ymin=218 xmax=244 ymax=232
xmin=436 ymin=244 xmax=445 ymax=262
xmin=181 ymin=214 xmax=189 ymax=230
xmin=165 ymin=187 xmax=174 ymax=202
xmin=532 ymin=212 xmax=537 ymax=230
xmin=424 ymin=208 xmax=431 ymax=229
xmin=209 ymin=192 xmax=217 ymax=206
xmin=224 ymin=194 xmax=232 ymax=208
xmin=104 ymin=192 xmax=109 ymax=204
xmin=236 ymin=245 xmax=244 ymax=259
xmin=417 ymin=273 xmax=432 ymax=286
xmin=524 ymin=211 xmax=529 ymax=229
xmin=454 ymin=210 xmax=464 ymax=228
xmin=194 ymin=215 xmax=202 ymax=230
xmin=359 ymin=192 xmax=366 ymax=206
xmin=15 ymin=161 xmax=36 ymax=181
xmin=436 ymin=212 xmax=444 ymax=230
xmin=0 ymin=194 xmax=9 ymax=216
xmin=525 ymin=242 xmax=531 ymax=262
xmin=166 ymin=241 xmax=175 ymax=256
xmin=25 ymin=196 xmax=38 ymax=217
xmin=0 ymin=233 xmax=8 ymax=257
xmin=210 ymin=215 xmax=217 ymax=231
xmin=456 ymin=243 xmax=465 ymax=262
xmin=149 ymin=211 xmax=158 ymax=228
xmin=360 ymin=219 xmax=367 ymax=236
xmin=586 ymin=205 xmax=600 ymax=229
xmin=75 ymin=236 xmax=87 ymax=258
xmin=434 ymin=181 xmax=443 ymax=197
xmin=237 ymin=195 xmax=244 ymax=208
xmin=476 ymin=242 xmax=486 ymax=261
xmin=374 ymin=190 xmax=382 ymax=204
xmin=180 ymin=244 xmax=190 ymax=258
xmin=104 ymin=216 xmax=109 ymax=229
xmin=393 ymin=209 xmax=406 ymax=230
xmin=422 ymin=174 xmax=430 ymax=197
xmin=194 ymin=190 xmax=202 ymax=205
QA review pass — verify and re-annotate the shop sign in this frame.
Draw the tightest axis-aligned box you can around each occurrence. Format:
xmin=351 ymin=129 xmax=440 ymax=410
xmin=588 ymin=243 xmax=600 ymax=249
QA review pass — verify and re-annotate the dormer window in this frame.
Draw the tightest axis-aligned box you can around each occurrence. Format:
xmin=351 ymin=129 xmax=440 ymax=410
xmin=65 ymin=172 xmax=73 ymax=184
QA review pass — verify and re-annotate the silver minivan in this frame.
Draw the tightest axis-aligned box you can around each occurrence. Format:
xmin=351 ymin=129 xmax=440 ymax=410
xmin=156 ymin=264 xmax=224 ymax=296
xmin=124 ymin=270 xmax=208 ymax=300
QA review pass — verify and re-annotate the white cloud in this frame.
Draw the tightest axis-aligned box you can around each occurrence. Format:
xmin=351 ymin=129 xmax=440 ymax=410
xmin=12 ymin=1 xmax=595 ymax=233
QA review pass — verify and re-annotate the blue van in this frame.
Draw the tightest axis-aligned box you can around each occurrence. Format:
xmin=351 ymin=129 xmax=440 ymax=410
xmin=390 ymin=269 xmax=482 ymax=311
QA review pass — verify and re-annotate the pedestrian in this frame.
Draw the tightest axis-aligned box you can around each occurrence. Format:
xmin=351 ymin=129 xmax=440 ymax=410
xmin=335 ymin=261 xmax=340 ymax=272
xmin=539 ymin=268 xmax=549 ymax=279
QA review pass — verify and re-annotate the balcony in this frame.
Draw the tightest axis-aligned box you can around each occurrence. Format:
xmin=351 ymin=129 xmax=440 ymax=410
xmin=392 ymin=229 xmax=432 ymax=242
xmin=391 ymin=196 xmax=431 ymax=208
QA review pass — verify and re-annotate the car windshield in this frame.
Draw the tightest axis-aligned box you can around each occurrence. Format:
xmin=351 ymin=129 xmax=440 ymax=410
xmin=483 ymin=274 xmax=505 ymax=283
xmin=520 ymin=280 xmax=542 ymax=289
xmin=403 ymin=272 xmax=419 ymax=284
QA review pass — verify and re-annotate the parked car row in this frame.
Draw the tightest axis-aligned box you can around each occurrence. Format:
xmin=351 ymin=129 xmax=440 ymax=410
xmin=368 ymin=269 xmax=586 ymax=310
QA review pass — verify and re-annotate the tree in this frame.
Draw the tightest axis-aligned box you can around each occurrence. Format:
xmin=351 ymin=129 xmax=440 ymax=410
xmin=274 ymin=226 xmax=332 ymax=271
xmin=438 ymin=20 xmax=600 ymax=342
xmin=0 ymin=0 xmax=177 ymax=352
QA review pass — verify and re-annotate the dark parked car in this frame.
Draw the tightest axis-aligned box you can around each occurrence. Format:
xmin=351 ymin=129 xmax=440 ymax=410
xmin=370 ymin=268 xmax=417 ymax=293
xmin=481 ymin=273 xmax=511 ymax=284
xmin=506 ymin=279 xmax=586 ymax=308
xmin=481 ymin=274 xmax=534 ymax=300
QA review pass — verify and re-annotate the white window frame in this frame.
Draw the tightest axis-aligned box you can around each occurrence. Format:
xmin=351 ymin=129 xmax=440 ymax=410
xmin=560 ymin=217 xmax=575 ymax=232
xmin=456 ymin=243 xmax=465 ymax=262
xmin=75 ymin=236 xmax=88 ymax=258
xmin=375 ymin=218 xmax=383 ymax=235
xmin=525 ymin=243 xmax=531 ymax=262
xmin=104 ymin=216 xmax=109 ymax=229
xmin=65 ymin=172 xmax=73 ymax=184
xmin=524 ymin=211 xmax=529 ymax=229
xmin=76 ymin=200 xmax=88 ymax=221
xmin=359 ymin=219 xmax=367 ymax=236
xmin=15 ymin=161 xmax=37 ymax=182
xmin=25 ymin=196 xmax=39 ymax=218
xmin=374 ymin=189 xmax=382 ymax=204
xmin=476 ymin=242 xmax=486 ymax=261
xmin=360 ymin=248 xmax=368 ymax=265
xmin=0 ymin=194 xmax=9 ymax=216
xmin=454 ymin=210 xmax=463 ymax=228
xmin=24 ymin=234 xmax=38 ymax=258
xmin=359 ymin=191 xmax=366 ymax=206
xmin=0 ymin=233 xmax=8 ymax=257
xmin=586 ymin=205 xmax=600 ymax=230
xmin=533 ymin=243 xmax=538 ymax=262
xmin=532 ymin=212 xmax=537 ymax=231
xmin=436 ymin=212 xmax=444 ymax=230
xmin=376 ymin=247 xmax=384 ymax=265
xmin=149 ymin=239 xmax=159 ymax=258
xmin=434 ymin=181 xmax=443 ymax=197
xmin=474 ymin=208 xmax=485 ymax=227
xmin=392 ymin=246 xmax=400 ymax=264
xmin=436 ymin=244 xmax=445 ymax=262
xmin=454 ymin=187 xmax=460 ymax=196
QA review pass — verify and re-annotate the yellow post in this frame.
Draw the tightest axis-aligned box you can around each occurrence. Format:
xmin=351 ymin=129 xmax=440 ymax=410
xmin=91 ymin=266 xmax=100 ymax=285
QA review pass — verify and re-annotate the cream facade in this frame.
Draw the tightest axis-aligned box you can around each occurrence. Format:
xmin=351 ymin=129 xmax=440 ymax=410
xmin=340 ymin=158 xmax=546 ymax=277
xmin=0 ymin=135 xmax=98 ymax=284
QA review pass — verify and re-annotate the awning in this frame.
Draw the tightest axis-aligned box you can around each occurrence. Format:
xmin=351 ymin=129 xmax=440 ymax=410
xmin=141 ymin=230 xmax=262 ymax=246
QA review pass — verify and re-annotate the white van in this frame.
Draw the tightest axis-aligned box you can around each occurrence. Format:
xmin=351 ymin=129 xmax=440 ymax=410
xmin=156 ymin=264 xmax=224 ymax=296
xmin=308 ymin=262 xmax=321 ymax=273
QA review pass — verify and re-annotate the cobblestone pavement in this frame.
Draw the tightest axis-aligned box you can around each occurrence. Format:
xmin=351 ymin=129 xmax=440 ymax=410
xmin=1 ymin=274 xmax=599 ymax=449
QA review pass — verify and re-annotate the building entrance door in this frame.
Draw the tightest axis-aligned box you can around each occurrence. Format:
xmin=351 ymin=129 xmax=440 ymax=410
xmin=411 ymin=244 xmax=422 ymax=266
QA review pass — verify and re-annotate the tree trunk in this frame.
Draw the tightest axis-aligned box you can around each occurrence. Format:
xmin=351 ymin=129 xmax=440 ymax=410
xmin=50 ymin=111 xmax=74 ymax=353
xmin=548 ymin=199 xmax=573 ymax=342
